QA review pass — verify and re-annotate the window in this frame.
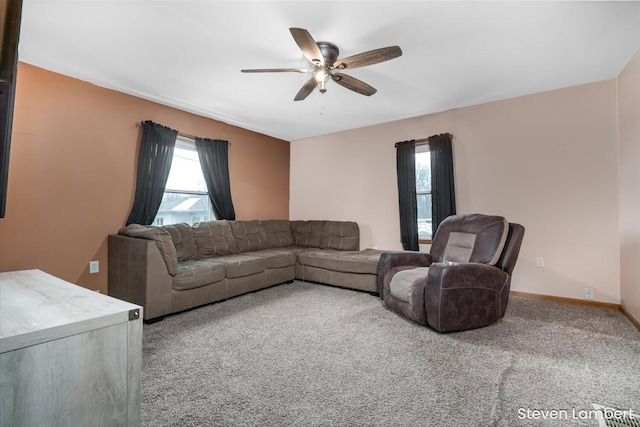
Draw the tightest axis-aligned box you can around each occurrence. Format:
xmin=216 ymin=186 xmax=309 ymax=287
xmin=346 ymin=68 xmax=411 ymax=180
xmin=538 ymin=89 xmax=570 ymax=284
xmin=152 ymin=136 xmax=215 ymax=226
xmin=415 ymin=145 xmax=432 ymax=242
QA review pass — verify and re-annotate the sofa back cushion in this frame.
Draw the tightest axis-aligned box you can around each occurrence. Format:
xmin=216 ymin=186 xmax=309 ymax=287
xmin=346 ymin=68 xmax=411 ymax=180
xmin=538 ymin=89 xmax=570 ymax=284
xmin=118 ymin=224 xmax=177 ymax=276
xmin=320 ymin=221 xmax=359 ymax=251
xmin=262 ymin=220 xmax=294 ymax=248
xmin=159 ymin=223 xmax=198 ymax=262
xmin=290 ymin=220 xmax=326 ymax=247
xmin=430 ymin=214 xmax=508 ymax=265
xmin=192 ymin=220 xmax=238 ymax=257
xmin=230 ymin=221 xmax=269 ymax=252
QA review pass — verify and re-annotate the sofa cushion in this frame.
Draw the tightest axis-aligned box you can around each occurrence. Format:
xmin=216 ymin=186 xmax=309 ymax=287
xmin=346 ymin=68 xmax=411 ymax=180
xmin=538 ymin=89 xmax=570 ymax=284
xmin=118 ymin=224 xmax=177 ymax=276
xmin=230 ymin=221 xmax=269 ymax=252
xmin=159 ymin=223 xmax=198 ymax=262
xmin=251 ymin=249 xmax=297 ymax=270
xmin=173 ymin=259 xmax=226 ymax=291
xmin=298 ymin=248 xmax=383 ymax=275
xmin=290 ymin=220 xmax=325 ymax=247
xmin=430 ymin=214 xmax=509 ymax=266
xmin=320 ymin=221 xmax=359 ymax=251
xmin=278 ymin=246 xmax=313 ymax=263
xmin=216 ymin=254 xmax=266 ymax=279
xmin=192 ymin=220 xmax=238 ymax=257
xmin=262 ymin=220 xmax=294 ymax=248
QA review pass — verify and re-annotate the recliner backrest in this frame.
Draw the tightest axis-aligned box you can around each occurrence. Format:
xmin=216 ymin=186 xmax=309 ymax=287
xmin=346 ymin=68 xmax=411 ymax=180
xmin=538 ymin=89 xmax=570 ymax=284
xmin=430 ymin=214 xmax=509 ymax=265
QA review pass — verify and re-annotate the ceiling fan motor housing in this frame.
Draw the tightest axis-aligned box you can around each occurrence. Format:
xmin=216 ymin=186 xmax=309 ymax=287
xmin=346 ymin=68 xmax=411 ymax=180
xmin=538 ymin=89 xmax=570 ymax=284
xmin=317 ymin=42 xmax=339 ymax=66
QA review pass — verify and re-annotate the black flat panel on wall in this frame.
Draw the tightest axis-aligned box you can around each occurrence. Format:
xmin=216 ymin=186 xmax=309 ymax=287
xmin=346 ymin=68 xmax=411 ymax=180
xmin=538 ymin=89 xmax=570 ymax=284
xmin=0 ymin=81 xmax=15 ymax=218
xmin=0 ymin=0 xmax=23 ymax=218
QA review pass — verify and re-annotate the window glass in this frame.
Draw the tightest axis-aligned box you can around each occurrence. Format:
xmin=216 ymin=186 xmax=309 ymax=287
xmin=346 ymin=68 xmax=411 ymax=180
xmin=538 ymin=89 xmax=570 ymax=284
xmin=165 ymin=143 xmax=208 ymax=192
xmin=152 ymin=137 xmax=215 ymax=226
xmin=415 ymin=148 xmax=432 ymax=239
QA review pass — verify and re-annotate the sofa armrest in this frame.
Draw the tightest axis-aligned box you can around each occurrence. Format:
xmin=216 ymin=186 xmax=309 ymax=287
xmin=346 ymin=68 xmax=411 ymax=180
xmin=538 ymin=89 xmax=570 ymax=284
xmin=377 ymin=251 xmax=432 ymax=298
xmin=424 ymin=262 xmax=510 ymax=332
xmin=108 ymin=234 xmax=173 ymax=320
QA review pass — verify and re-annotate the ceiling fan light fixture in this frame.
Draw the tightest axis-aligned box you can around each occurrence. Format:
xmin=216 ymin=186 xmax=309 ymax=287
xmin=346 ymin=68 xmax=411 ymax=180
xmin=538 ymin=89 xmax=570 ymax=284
xmin=314 ymin=67 xmax=330 ymax=83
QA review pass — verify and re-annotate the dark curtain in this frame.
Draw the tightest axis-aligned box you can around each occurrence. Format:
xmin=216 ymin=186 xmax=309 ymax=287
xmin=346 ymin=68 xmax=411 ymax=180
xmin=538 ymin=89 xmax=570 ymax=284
xmin=396 ymin=140 xmax=419 ymax=251
xmin=429 ymin=133 xmax=456 ymax=235
xmin=126 ymin=121 xmax=178 ymax=225
xmin=194 ymin=137 xmax=236 ymax=220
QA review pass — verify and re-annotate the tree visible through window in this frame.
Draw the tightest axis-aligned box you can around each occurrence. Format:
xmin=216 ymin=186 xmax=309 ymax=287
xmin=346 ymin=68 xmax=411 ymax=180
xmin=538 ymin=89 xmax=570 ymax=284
xmin=152 ymin=137 xmax=215 ymax=226
xmin=415 ymin=145 xmax=432 ymax=241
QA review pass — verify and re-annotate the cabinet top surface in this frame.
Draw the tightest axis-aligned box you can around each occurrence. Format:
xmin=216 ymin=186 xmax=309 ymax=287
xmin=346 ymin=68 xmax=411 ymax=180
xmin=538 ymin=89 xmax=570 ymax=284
xmin=0 ymin=269 xmax=141 ymax=352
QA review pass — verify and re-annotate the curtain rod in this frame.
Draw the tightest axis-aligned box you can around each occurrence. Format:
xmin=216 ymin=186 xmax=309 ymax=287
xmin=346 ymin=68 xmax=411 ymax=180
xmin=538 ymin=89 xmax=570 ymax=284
xmin=395 ymin=137 xmax=429 ymax=147
xmin=135 ymin=122 xmax=230 ymax=145
xmin=396 ymin=133 xmax=453 ymax=147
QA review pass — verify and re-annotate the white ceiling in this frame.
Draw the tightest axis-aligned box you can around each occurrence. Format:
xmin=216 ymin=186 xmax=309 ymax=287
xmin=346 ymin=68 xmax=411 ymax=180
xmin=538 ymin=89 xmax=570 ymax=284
xmin=18 ymin=1 xmax=640 ymax=142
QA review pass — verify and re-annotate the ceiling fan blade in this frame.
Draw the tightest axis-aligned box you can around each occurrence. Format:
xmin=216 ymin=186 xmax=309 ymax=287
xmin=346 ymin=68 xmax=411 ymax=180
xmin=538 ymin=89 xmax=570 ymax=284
xmin=331 ymin=73 xmax=377 ymax=96
xmin=333 ymin=46 xmax=402 ymax=70
xmin=290 ymin=28 xmax=324 ymax=65
xmin=241 ymin=68 xmax=309 ymax=73
xmin=294 ymin=76 xmax=318 ymax=101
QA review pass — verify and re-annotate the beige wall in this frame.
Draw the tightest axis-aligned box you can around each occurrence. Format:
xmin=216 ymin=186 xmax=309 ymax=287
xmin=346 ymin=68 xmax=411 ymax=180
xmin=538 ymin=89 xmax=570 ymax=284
xmin=617 ymin=48 xmax=640 ymax=321
xmin=291 ymin=80 xmax=621 ymax=303
xmin=0 ymin=63 xmax=290 ymax=293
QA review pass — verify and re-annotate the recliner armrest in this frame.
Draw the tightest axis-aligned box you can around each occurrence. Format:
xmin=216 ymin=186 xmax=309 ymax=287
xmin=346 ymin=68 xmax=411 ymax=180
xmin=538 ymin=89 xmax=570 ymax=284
xmin=427 ymin=262 xmax=509 ymax=292
xmin=377 ymin=251 xmax=432 ymax=297
xmin=424 ymin=262 xmax=511 ymax=332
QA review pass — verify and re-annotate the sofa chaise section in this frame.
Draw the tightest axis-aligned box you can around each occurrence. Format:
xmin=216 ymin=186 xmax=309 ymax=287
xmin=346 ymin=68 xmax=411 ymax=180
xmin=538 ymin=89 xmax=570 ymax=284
xmin=298 ymin=248 xmax=382 ymax=293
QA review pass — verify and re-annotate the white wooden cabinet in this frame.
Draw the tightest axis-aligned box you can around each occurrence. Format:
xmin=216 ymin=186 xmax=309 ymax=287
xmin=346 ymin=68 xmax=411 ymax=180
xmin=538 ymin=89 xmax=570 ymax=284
xmin=0 ymin=269 xmax=142 ymax=427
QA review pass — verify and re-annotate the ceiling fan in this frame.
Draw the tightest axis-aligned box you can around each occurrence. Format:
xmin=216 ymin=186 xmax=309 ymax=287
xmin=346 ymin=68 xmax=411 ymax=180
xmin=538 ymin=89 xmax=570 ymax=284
xmin=241 ymin=28 xmax=402 ymax=101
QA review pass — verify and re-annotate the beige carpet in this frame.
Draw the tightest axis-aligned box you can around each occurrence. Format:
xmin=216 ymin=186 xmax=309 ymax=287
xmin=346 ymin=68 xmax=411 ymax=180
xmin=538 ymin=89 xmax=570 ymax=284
xmin=142 ymin=281 xmax=640 ymax=426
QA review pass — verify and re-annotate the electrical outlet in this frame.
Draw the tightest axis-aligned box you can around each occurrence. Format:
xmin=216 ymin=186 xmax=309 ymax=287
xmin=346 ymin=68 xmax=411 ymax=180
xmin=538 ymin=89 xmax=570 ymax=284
xmin=89 ymin=260 xmax=99 ymax=274
xmin=536 ymin=257 xmax=545 ymax=268
xmin=585 ymin=288 xmax=594 ymax=300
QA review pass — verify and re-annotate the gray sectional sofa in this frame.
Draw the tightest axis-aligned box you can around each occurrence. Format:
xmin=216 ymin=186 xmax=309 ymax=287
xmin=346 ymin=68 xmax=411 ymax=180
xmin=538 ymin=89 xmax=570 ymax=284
xmin=108 ymin=219 xmax=383 ymax=320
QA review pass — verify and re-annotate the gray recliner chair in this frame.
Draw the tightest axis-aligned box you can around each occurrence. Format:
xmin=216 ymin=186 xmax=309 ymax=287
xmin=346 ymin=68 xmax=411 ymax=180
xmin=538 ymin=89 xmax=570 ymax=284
xmin=377 ymin=214 xmax=525 ymax=332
